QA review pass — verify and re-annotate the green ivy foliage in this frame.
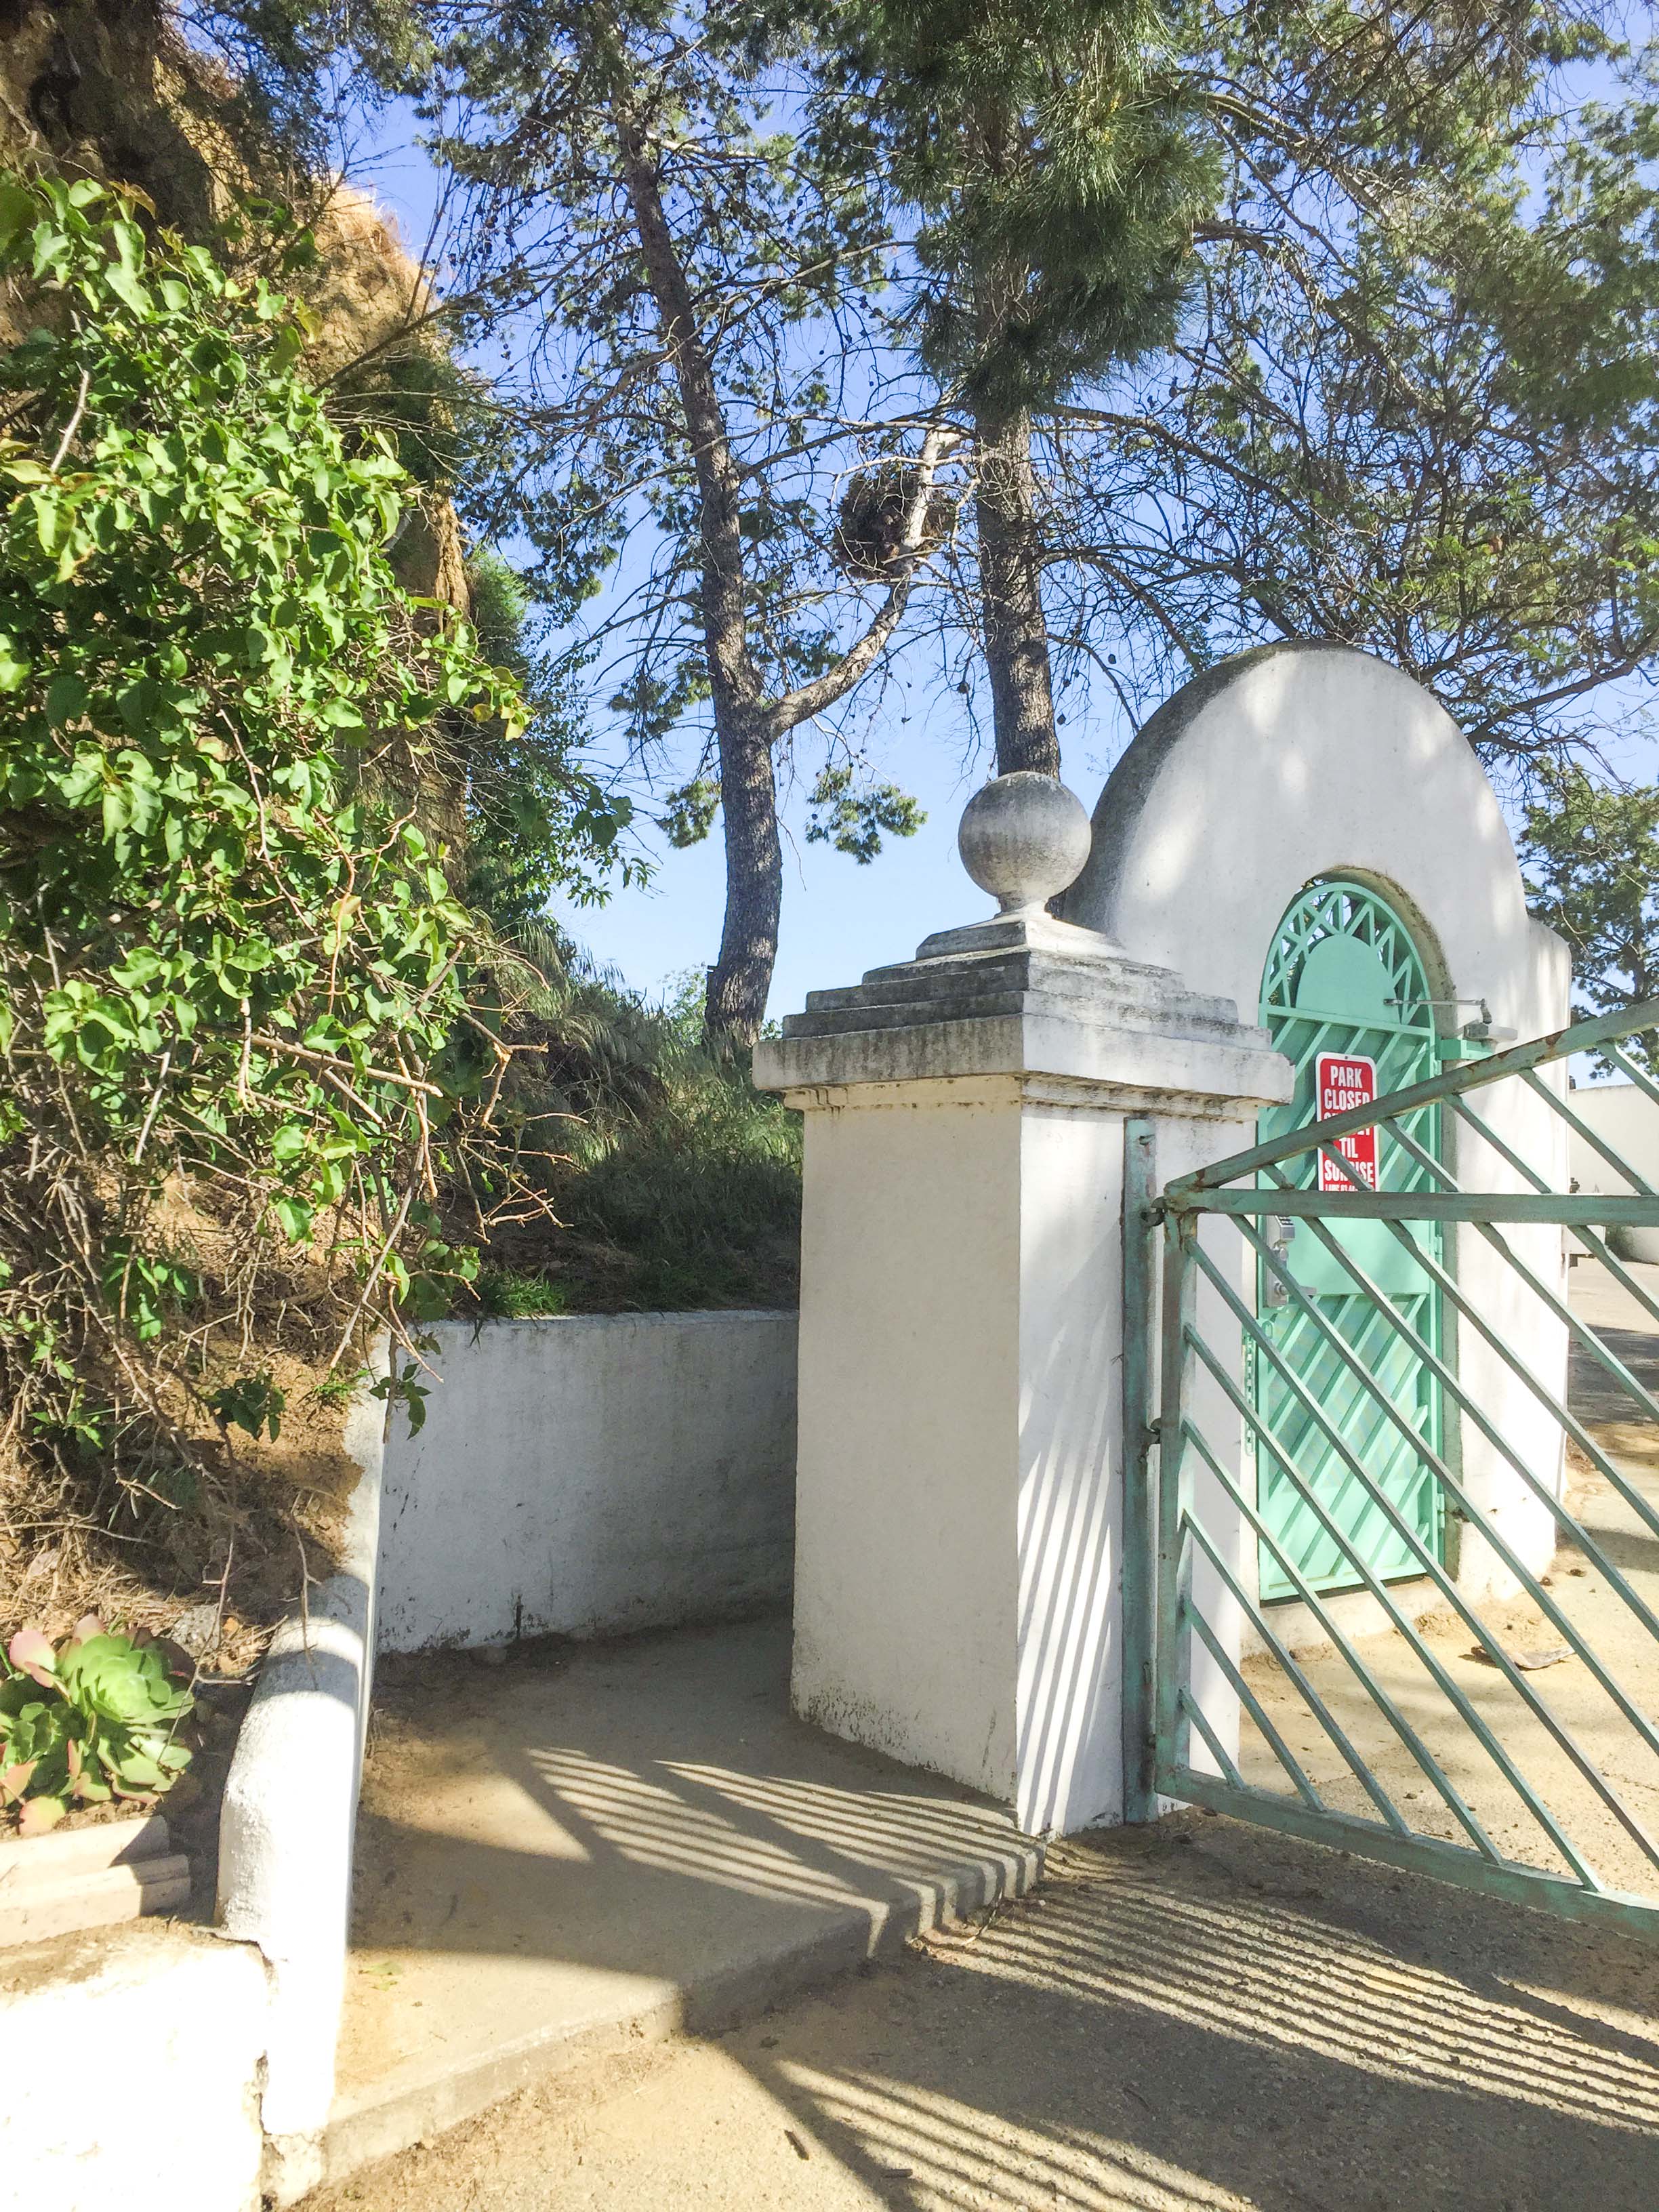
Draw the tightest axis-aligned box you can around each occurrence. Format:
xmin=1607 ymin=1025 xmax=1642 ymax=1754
xmin=0 ymin=173 xmax=599 ymax=1528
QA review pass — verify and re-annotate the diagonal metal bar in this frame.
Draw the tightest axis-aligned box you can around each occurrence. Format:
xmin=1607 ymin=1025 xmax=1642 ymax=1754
xmin=1176 ymin=1481 xmax=1413 ymax=1834
xmin=1183 ymin=1322 xmax=1588 ymax=1879
xmin=1182 ymin=1418 xmax=1467 ymax=1839
xmin=1482 ymin=1212 xmax=1659 ymax=1432
xmin=1382 ymin=1113 xmax=1659 ymax=1468
xmin=1601 ymin=1040 xmax=1659 ymax=1110
xmin=1168 ymin=1189 xmax=1659 ymax=1225
xmin=1190 ymin=1268 xmax=1659 ymax=1885
xmin=1173 ymin=996 xmax=1659 ymax=1194
xmin=1177 ymin=1577 xmax=1326 ymax=1812
xmin=1176 ymin=1685 xmax=1248 ymax=1793
xmin=1451 ymin=1094 xmax=1659 ymax=1336
xmin=1519 ymin=1067 xmax=1656 ymax=1195
xmin=1243 ymin=1202 xmax=1659 ymax=1774
xmin=1304 ymin=1143 xmax=1659 ymax=1638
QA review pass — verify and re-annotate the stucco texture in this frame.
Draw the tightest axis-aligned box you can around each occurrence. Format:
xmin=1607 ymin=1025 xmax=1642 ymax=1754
xmin=377 ymin=1312 xmax=798 ymax=1654
xmin=1061 ymin=640 xmax=1566 ymax=1043
xmin=1068 ymin=642 xmax=1572 ymax=1592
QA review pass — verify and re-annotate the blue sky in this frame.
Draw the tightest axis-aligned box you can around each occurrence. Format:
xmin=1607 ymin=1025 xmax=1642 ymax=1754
xmin=342 ymin=96 xmax=1652 ymax=1030
xmin=344 ymin=106 xmax=1106 ymax=1016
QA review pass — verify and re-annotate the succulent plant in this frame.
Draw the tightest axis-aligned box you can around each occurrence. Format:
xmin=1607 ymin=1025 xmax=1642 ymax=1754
xmin=0 ymin=1620 xmax=195 ymax=1830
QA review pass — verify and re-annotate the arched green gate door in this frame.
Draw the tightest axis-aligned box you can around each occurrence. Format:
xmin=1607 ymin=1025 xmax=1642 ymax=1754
xmin=1254 ymin=880 xmax=1446 ymax=1599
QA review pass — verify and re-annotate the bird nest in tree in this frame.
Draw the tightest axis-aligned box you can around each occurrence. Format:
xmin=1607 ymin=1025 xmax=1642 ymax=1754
xmin=832 ymin=459 xmax=951 ymax=582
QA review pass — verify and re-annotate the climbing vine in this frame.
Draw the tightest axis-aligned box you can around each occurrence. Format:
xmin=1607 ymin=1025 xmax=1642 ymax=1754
xmin=0 ymin=173 xmax=596 ymax=1605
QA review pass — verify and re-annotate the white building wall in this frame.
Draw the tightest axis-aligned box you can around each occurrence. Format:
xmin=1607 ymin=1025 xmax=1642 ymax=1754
xmin=1063 ymin=641 xmax=1574 ymax=1626
xmin=1568 ymin=1079 xmax=1659 ymax=1197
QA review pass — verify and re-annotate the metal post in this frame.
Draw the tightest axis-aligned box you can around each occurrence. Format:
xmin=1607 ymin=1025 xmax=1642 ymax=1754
xmin=1120 ymin=1119 xmax=1158 ymax=1823
xmin=1153 ymin=1208 xmax=1196 ymax=1791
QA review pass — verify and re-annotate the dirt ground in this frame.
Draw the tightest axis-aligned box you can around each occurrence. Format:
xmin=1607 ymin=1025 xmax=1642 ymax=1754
xmin=309 ymin=1810 xmax=1659 ymax=2211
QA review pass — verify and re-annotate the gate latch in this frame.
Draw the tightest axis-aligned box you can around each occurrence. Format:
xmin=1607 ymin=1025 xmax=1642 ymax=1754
xmin=1263 ymin=1215 xmax=1298 ymax=1307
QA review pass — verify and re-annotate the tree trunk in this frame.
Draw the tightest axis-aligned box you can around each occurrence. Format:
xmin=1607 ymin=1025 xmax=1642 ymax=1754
xmin=974 ymin=409 xmax=1061 ymax=777
xmin=613 ymin=105 xmax=925 ymax=1047
xmin=705 ymin=705 xmax=783 ymax=1048
xmin=615 ymin=110 xmax=777 ymax=1048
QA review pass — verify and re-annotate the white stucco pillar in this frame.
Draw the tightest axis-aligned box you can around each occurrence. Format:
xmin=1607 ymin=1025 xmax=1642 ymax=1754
xmin=754 ymin=777 xmax=1290 ymax=1836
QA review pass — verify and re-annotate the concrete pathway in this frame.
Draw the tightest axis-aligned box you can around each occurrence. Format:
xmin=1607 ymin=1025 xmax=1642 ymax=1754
xmin=1568 ymin=1256 xmax=1659 ymax=1425
xmin=308 ymin=1809 xmax=1659 ymax=2211
xmin=325 ymin=1619 xmax=1038 ymax=2183
xmin=311 ymin=1256 xmax=1659 ymax=2202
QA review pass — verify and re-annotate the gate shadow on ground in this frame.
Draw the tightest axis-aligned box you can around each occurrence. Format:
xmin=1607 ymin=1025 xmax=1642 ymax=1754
xmin=337 ymin=1616 xmax=1659 ymax=2211
xmin=734 ymin=1821 xmax=1659 ymax=2210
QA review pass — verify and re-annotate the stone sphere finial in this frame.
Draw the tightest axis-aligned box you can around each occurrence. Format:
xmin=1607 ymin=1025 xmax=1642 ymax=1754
xmin=958 ymin=771 xmax=1092 ymax=918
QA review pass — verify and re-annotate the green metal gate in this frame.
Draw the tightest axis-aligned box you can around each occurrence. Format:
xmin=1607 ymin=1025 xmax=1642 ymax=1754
xmin=1124 ymin=996 xmax=1659 ymax=1940
xmin=1254 ymin=881 xmax=1444 ymax=1599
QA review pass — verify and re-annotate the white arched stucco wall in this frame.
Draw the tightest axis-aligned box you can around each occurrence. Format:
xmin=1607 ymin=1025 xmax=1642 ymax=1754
xmin=1061 ymin=642 xmax=1564 ymax=1038
xmin=1062 ymin=641 xmax=1573 ymax=1626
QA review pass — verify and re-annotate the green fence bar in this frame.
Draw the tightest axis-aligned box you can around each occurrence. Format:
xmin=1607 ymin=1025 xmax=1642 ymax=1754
xmin=1176 ymin=1685 xmax=1249 ymax=1794
xmin=1185 ymin=1279 xmax=1647 ymax=1885
xmin=1140 ymin=994 xmax=1659 ymax=1928
xmin=1178 ymin=1582 xmax=1326 ymax=1811
xmin=1162 ymin=1765 xmax=1659 ymax=1948
xmin=1166 ymin=1187 xmax=1659 ymax=1225
xmin=1172 ymin=996 xmax=1659 ymax=1195
xmin=1176 ymin=1492 xmax=1413 ymax=1833
xmin=1382 ymin=1111 xmax=1659 ymax=1467
xmin=1305 ymin=1143 xmax=1659 ymax=1643
xmin=1180 ymin=1323 xmax=1564 ymax=1875
xmin=1242 ymin=1201 xmax=1659 ymax=1773
xmin=1519 ymin=1066 xmax=1656 ymax=1195
xmin=1450 ymin=1093 xmax=1659 ymax=1338
xmin=1601 ymin=1040 xmax=1659 ymax=1112
xmin=1120 ymin=1120 xmax=1159 ymax=1824
xmin=1180 ymin=1418 xmax=1465 ymax=1839
xmin=1155 ymin=1212 xmax=1196 ymax=1775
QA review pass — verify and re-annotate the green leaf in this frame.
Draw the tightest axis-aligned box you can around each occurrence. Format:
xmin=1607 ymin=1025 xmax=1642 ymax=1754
xmin=45 ymin=672 xmax=87 ymax=727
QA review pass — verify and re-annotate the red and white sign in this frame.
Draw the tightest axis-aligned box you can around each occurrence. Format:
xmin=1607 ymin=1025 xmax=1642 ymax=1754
xmin=1315 ymin=1052 xmax=1378 ymax=1193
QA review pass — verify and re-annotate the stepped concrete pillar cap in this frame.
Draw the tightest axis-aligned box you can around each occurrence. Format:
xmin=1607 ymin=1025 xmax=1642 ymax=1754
xmin=958 ymin=771 xmax=1092 ymax=918
xmin=753 ymin=755 xmax=1289 ymax=1113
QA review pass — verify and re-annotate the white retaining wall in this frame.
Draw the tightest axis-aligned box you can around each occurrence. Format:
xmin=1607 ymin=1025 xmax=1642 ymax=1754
xmin=377 ymin=1311 xmax=798 ymax=1653
xmin=217 ymin=1381 xmax=384 ymax=2205
xmin=0 ymin=1925 xmax=271 ymax=2212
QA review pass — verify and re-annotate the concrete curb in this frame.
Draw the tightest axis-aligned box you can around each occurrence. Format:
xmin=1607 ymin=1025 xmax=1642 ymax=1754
xmin=321 ymin=1832 xmax=1044 ymax=2188
xmin=217 ymin=1374 xmax=384 ymax=2206
xmin=0 ymin=1923 xmax=272 ymax=2212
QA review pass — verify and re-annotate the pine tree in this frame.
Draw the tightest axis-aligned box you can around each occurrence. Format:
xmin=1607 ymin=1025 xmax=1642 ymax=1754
xmin=403 ymin=0 xmax=947 ymax=1046
xmin=823 ymin=1 xmax=1659 ymax=781
xmin=1524 ymin=772 xmax=1659 ymax=1065
xmin=820 ymin=0 xmax=1213 ymax=775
